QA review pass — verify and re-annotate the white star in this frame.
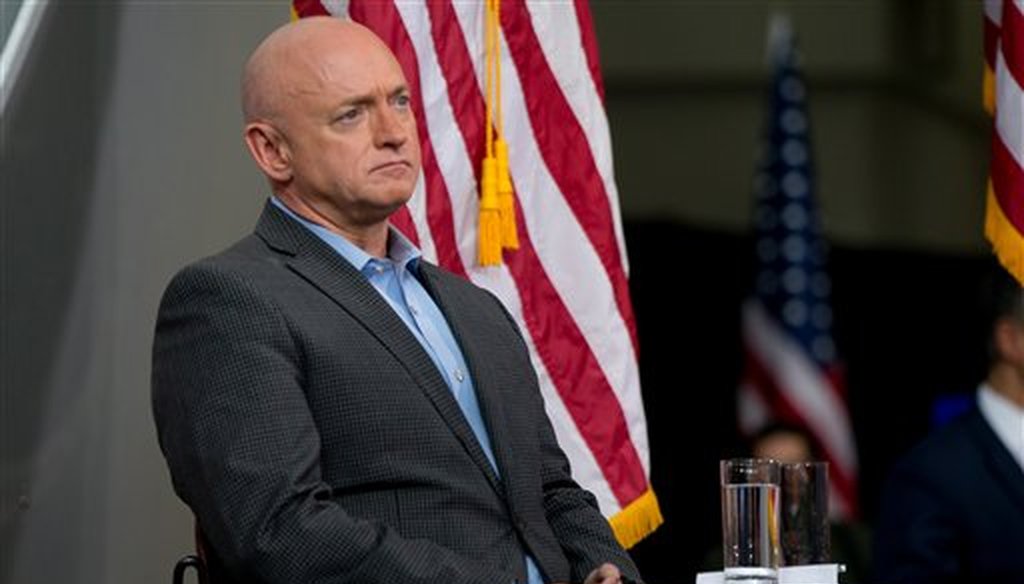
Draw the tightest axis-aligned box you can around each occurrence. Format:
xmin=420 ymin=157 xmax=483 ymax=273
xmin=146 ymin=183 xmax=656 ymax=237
xmin=783 ymin=267 xmax=808 ymax=294
xmin=782 ymin=203 xmax=808 ymax=230
xmin=782 ymin=171 xmax=808 ymax=198
xmin=781 ymin=139 xmax=808 ymax=166
xmin=812 ymin=336 xmax=836 ymax=362
xmin=781 ymin=108 xmax=808 ymax=134
xmin=784 ymin=299 xmax=808 ymax=326
xmin=782 ymin=235 xmax=807 ymax=262
xmin=780 ymin=77 xmax=806 ymax=102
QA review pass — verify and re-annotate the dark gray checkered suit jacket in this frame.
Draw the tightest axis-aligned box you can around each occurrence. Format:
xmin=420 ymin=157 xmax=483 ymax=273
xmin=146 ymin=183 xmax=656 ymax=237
xmin=152 ymin=201 xmax=640 ymax=584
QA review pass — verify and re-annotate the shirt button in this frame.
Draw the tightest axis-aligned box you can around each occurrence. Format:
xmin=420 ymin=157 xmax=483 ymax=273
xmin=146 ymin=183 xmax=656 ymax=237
xmin=374 ymin=265 xmax=385 ymax=274
xmin=454 ymin=368 xmax=465 ymax=382
xmin=409 ymin=305 xmax=419 ymax=315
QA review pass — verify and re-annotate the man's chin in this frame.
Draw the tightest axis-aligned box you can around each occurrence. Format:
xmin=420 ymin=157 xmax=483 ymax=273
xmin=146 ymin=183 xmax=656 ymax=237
xmin=381 ymin=186 xmax=416 ymax=209
xmin=358 ymin=191 xmax=414 ymax=224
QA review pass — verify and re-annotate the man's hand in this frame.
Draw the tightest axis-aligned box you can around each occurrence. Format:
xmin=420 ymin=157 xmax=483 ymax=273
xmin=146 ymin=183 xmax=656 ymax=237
xmin=583 ymin=562 xmax=622 ymax=584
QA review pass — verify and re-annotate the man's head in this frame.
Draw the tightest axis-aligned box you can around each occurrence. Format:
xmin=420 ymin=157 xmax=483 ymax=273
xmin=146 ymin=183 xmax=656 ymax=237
xmin=982 ymin=263 xmax=1024 ymax=406
xmin=241 ymin=17 xmax=420 ymax=233
xmin=750 ymin=422 xmax=816 ymax=464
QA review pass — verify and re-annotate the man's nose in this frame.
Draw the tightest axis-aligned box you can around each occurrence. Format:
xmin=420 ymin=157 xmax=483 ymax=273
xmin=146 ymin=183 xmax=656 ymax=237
xmin=372 ymin=105 xmax=408 ymax=150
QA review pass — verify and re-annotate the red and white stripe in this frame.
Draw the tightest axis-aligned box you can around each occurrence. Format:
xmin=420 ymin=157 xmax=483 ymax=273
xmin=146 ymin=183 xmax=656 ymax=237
xmin=293 ymin=0 xmax=653 ymax=524
xmin=984 ymin=1 xmax=1024 ymax=285
xmin=985 ymin=0 xmax=1002 ymax=82
xmin=739 ymin=301 xmax=857 ymax=518
xmin=994 ymin=3 xmax=1024 ymax=155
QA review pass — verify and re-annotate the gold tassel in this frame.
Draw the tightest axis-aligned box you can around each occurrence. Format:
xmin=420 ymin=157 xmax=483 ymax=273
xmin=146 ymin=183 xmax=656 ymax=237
xmin=478 ymin=157 xmax=502 ymax=266
xmin=478 ymin=0 xmax=502 ymax=266
xmin=495 ymin=139 xmax=519 ymax=249
xmin=490 ymin=0 xmax=517 ymax=251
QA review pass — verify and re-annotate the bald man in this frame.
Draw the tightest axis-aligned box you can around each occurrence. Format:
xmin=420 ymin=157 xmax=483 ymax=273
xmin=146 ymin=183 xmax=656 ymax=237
xmin=152 ymin=17 xmax=640 ymax=584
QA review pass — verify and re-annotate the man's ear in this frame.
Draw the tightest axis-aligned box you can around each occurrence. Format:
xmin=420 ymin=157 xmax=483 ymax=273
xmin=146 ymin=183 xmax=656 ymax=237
xmin=244 ymin=121 xmax=293 ymax=183
xmin=994 ymin=317 xmax=1024 ymax=365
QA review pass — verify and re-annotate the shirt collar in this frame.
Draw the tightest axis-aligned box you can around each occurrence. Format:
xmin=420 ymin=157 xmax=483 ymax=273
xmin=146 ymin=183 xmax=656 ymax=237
xmin=978 ymin=382 xmax=1024 ymax=472
xmin=385 ymin=222 xmax=422 ymax=273
xmin=271 ymin=196 xmax=421 ymax=273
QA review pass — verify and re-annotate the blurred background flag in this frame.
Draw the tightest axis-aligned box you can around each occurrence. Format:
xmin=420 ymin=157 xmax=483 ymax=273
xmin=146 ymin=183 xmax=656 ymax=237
xmin=983 ymin=0 xmax=1024 ymax=284
xmin=291 ymin=0 xmax=662 ymax=547
xmin=738 ymin=15 xmax=859 ymax=519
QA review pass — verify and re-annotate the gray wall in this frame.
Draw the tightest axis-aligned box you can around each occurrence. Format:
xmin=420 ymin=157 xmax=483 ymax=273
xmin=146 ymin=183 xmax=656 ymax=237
xmin=0 ymin=2 xmax=990 ymax=583
xmin=1 ymin=4 xmax=281 ymax=583
xmin=596 ymin=0 xmax=988 ymax=253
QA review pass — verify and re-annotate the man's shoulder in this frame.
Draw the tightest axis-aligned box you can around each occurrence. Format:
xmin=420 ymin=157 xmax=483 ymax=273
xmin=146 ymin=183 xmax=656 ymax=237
xmin=201 ymin=232 xmax=270 ymax=265
xmin=161 ymin=232 xmax=285 ymax=301
xmin=892 ymin=409 xmax=987 ymax=482
xmin=167 ymin=199 xmax=304 ymax=280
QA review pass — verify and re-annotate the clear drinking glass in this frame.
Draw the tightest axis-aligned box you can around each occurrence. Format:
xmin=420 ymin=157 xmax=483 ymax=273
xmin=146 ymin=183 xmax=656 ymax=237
xmin=780 ymin=461 xmax=831 ymax=565
xmin=721 ymin=458 xmax=781 ymax=584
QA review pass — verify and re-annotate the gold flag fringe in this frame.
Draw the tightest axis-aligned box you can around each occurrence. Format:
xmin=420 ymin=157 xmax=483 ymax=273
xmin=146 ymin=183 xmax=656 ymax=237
xmin=986 ymin=183 xmax=1024 ymax=285
xmin=608 ymin=488 xmax=664 ymax=550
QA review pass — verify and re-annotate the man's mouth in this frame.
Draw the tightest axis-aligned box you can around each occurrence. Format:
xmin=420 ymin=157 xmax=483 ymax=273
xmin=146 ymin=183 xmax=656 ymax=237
xmin=372 ymin=160 xmax=412 ymax=173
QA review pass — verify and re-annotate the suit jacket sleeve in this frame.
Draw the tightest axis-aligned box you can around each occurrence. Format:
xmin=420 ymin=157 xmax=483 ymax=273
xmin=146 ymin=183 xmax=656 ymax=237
xmin=152 ymin=262 xmax=508 ymax=584
xmin=535 ymin=403 xmax=642 ymax=584
xmin=492 ymin=296 xmax=642 ymax=584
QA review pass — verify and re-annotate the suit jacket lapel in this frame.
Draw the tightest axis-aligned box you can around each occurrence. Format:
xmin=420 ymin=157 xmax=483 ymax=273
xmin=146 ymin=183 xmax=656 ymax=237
xmin=417 ymin=264 xmax=516 ymax=498
xmin=253 ymin=202 xmax=503 ymax=494
xmin=968 ymin=409 xmax=1024 ymax=515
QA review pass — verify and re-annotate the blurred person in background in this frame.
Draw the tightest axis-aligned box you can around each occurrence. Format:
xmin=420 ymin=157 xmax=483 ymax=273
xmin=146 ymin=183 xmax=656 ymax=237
xmin=874 ymin=263 xmax=1024 ymax=584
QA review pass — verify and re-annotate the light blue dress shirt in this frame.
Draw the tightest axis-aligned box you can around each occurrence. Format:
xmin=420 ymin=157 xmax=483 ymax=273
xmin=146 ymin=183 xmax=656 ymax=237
xmin=271 ymin=198 xmax=543 ymax=584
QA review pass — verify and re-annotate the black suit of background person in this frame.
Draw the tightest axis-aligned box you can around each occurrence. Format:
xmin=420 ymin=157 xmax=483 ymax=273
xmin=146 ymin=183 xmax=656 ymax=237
xmin=151 ymin=17 xmax=639 ymax=584
xmin=874 ymin=263 xmax=1024 ymax=584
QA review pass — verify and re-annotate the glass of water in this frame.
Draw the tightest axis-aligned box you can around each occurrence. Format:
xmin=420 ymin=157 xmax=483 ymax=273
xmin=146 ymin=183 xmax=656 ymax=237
xmin=721 ymin=458 xmax=781 ymax=584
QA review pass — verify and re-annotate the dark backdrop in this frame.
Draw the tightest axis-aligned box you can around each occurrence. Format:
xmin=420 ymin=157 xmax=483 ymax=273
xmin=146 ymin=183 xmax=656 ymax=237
xmin=622 ymin=220 xmax=991 ymax=584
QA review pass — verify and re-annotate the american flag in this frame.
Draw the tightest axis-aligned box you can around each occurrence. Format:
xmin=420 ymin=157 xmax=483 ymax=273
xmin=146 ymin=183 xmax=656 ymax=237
xmin=738 ymin=16 xmax=858 ymax=518
xmin=292 ymin=0 xmax=661 ymax=546
xmin=984 ymin=0 xmax=1024 ymax=285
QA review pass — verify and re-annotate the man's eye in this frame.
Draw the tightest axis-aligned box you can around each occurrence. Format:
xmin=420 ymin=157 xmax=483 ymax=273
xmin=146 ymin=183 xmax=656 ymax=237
xmin=336 ymin=108 xmax=362 ymax=123
xmin=393 ymin=94 xmax=411 ymax=109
